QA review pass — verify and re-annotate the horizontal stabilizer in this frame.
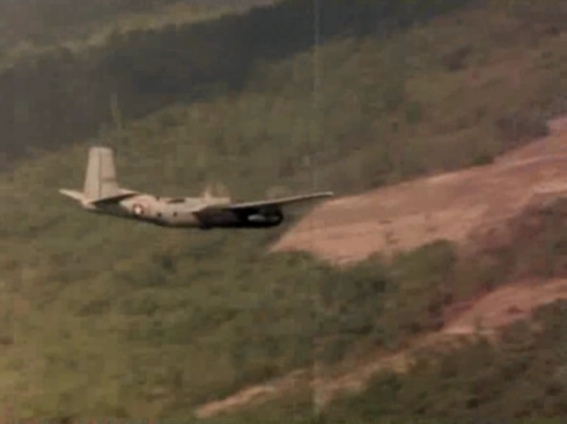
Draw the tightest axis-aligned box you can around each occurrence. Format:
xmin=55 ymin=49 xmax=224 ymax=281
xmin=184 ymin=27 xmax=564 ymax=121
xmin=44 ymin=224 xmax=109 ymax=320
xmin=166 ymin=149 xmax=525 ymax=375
xmin=88 ymin=191 xmax=139 ymax=206
xmin=59 ymin=189 xmax=85 ymax=202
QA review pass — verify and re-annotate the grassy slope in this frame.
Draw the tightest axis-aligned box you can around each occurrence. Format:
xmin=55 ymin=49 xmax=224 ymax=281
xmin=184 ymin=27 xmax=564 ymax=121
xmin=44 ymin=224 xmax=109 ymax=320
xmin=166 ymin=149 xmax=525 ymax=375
xmin=0 ymin=0 xmax=566 ymax=419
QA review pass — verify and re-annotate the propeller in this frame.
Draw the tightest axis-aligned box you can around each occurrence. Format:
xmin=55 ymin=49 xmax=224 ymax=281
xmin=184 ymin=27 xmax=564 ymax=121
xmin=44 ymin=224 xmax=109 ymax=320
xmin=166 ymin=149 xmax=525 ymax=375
xmin=202 ymin=181 xmax=231 ymax=202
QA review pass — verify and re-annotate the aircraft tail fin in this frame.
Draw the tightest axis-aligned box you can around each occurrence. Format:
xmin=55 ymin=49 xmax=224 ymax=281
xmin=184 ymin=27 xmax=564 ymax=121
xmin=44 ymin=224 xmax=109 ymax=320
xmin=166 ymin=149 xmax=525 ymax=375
xmin=83 ymin=146 xmax=121 ymax=201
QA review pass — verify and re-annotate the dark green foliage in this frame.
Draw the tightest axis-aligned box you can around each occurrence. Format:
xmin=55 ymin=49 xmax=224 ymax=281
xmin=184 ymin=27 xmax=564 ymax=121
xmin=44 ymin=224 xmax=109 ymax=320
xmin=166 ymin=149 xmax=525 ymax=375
xmin=495 ymin=111 xmax=550 ymax=147
xmin=404 ymin=101 xmax=423 ymax=125
xmin=440 ymin=45 xmax=473 ymax=71
xmin=384 ymin=241 xmax=456 ymax=337
xmin=0 ymin=0 xmax=474 ymax=167
xmin=0 ymin=0 xmax=270 ymax=44
xmin=320 ymin=300 xmax=567 ymax=421
xmin=190 ymin=299 xmax=567 ymax=422
xmin=471 ymin=152 xmax=494 ymax=166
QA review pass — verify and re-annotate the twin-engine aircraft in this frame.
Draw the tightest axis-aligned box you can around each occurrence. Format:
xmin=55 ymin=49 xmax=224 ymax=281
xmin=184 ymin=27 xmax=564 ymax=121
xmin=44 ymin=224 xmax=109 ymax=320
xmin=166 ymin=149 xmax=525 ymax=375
xmin=59 ymin=146 xmax=333 ymax=229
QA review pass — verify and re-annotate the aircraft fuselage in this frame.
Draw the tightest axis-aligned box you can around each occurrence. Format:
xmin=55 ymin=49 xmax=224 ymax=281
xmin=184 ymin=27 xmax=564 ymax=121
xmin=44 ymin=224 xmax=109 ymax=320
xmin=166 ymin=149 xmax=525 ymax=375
xmin=87 ymin=194 xmax=284 ymax=229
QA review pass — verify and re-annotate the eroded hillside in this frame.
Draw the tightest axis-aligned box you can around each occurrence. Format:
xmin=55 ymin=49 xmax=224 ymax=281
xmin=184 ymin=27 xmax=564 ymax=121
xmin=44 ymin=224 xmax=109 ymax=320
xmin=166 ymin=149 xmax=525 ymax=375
xmin=272 ymin=118 xmax=567 ymax=264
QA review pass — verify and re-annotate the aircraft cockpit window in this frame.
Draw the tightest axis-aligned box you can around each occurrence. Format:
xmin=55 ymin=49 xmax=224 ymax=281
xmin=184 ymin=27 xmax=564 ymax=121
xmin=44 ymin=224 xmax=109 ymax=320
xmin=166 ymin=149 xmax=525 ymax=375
xmin=167 ymin=198 xmax=185 ymax=204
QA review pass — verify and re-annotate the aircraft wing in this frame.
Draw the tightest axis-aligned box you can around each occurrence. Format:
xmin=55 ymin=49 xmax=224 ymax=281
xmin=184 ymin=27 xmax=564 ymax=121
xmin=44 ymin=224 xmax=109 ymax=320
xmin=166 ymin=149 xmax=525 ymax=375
xmin=214 ymin=191 xmax=334 ymax=211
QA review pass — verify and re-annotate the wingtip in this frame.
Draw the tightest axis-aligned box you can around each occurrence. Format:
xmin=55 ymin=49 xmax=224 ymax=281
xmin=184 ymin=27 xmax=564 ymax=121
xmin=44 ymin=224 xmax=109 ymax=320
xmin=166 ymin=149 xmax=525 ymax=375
xmin=311 ymin=191 xmax=334 ymax=198
xmin=310 ymin=191 xmax=334 ymax=200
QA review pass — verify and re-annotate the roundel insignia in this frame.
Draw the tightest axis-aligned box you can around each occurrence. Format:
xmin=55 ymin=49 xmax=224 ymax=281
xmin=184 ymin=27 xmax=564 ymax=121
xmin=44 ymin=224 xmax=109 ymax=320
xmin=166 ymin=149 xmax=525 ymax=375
xmin=132 ymin=204 xmax=145 ymax=215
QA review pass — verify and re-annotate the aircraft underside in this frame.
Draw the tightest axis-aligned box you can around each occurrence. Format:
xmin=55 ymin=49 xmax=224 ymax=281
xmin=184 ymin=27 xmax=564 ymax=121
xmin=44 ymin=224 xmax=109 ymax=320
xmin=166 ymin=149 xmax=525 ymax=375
xmin=198 ymin=208 xmax=284 ymax=229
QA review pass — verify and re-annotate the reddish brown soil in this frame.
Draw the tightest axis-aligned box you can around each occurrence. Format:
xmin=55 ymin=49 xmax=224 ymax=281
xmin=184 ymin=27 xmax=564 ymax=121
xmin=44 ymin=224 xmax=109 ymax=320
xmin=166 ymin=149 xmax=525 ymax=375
xmin=271 ymin=118 xmax=567 ymax=264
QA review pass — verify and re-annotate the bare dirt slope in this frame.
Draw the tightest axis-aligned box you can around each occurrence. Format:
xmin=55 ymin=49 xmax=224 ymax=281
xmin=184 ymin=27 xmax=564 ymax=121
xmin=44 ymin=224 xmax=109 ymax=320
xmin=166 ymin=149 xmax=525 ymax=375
xmin=271 ymin=118 xmax=567 ymax=264
xmin=195 ymin=119 xmax=567 ymax=418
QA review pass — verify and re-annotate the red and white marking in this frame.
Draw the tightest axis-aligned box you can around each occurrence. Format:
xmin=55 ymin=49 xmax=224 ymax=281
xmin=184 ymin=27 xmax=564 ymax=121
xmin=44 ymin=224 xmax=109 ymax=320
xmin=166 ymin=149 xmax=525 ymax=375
xmin=132 ymin=204 xmax=145 ymax=215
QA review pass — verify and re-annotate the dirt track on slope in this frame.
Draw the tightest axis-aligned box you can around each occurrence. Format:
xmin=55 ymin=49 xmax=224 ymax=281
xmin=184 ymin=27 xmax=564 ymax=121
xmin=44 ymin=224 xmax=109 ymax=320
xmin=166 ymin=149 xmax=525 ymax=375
xmin=195 ymin=118 xmax=567 ymax=418
xmin=195 ymin=277 xmax=567 ymax=418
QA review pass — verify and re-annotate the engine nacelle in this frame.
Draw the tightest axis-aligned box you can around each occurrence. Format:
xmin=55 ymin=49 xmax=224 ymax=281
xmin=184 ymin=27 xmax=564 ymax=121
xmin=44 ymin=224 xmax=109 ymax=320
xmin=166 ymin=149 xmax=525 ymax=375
xmin=198 ymin=208 xmax=284 ymax=229
xmin=247 ymin=210 xmax=284 ymax=226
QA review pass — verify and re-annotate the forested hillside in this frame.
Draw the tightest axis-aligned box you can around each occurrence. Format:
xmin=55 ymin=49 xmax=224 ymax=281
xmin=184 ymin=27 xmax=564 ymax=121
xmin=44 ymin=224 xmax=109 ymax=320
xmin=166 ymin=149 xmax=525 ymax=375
xmin=0 ymin=0 xmax=274 ymax=45
xmin=0 ymin=0 xmax=470 ymax=167
xmin=0 ymin=0 xmax=565 ymax=420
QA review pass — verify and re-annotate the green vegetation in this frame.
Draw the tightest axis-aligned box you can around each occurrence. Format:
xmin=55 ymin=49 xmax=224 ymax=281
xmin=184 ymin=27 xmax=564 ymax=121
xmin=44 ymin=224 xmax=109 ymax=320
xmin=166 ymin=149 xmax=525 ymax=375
xmin=0 ymin=0 xmax=565 ymax=420
xmin=0 ymin=181 xmax=566 ymax=418
xmin=197 ymin=298 xmax=567 ymax=423
xmin=0 ymin=0 xmax=491 ymax=165
xmin=0 ymin=0 xmax=271 ymax=47
xmin=0 ymin=201 xmax=461 ymax=416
